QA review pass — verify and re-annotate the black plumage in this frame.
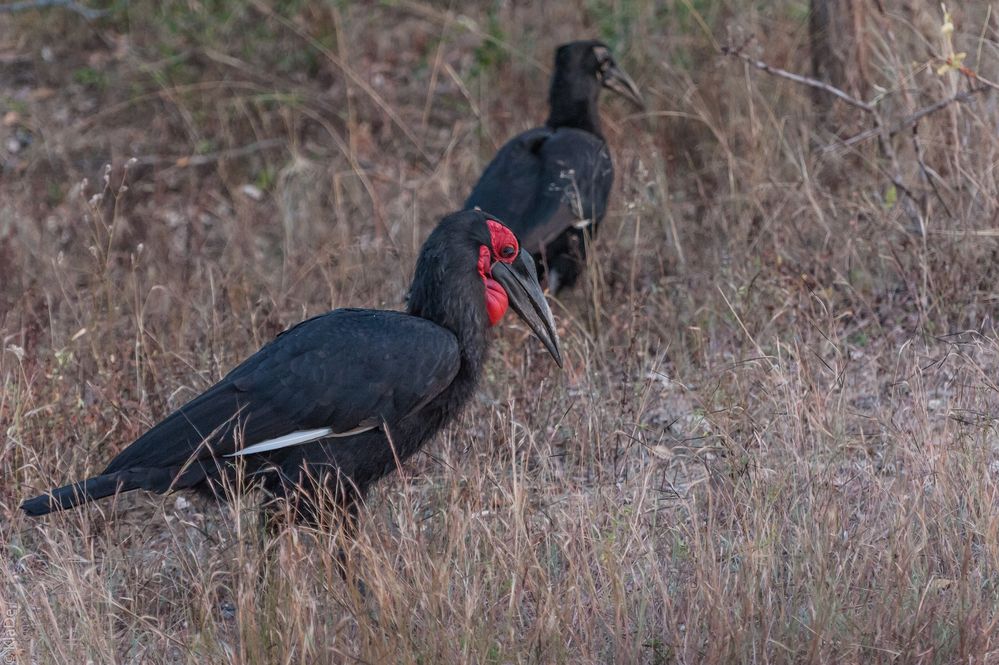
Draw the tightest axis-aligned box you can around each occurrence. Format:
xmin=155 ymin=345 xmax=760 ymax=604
xmin=465 ymin=40 xmax=644 ymax=293
xmin=21 ymin=210 xmax=561 ymax=525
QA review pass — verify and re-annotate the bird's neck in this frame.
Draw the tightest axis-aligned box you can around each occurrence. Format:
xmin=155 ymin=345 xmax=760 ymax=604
xmin=546 ymin=74 xmax=602 ymax=137
xmin=406 ymin=270 xmax=490 ymax=380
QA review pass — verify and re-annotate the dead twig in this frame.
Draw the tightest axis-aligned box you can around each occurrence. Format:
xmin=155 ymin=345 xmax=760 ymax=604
xmin=722 ymin=42 xmax=989 ymax=155
xmin=824 ymin=87 xmax=988 ymax=153
xmin=720 ymin=44 xmax=874 ymax=114
xmin=912 ymin=123 xmax=953 ymax=219
xmin=0 ymin=0 xmax=108 ymax=20
xmin=720 ymin=41 xmax=993 ymax=234
xmin=133 ymin=138 xmax=287 ymax=169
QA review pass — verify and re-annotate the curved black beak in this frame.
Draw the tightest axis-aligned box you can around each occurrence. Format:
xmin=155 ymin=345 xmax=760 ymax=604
xmin=491 ymin=250 xmax=563 ymax=367
xmin=602 ymin=62 xmax=645 ymax=110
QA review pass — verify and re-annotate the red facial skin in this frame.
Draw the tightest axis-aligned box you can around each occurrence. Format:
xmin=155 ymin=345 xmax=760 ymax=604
xmin=478 ymin=219 xmax=520 ymax=326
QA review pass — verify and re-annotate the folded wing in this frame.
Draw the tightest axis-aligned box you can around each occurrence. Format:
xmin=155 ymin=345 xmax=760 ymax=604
xmin=465 ymin=126 xmax=613 ymax=257
xmin=103 ymin=308 xmax=461 ymax=473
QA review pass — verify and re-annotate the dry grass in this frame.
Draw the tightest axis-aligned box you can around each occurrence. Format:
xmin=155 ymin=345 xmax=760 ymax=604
xmin=3 ymin=1 xmax=999 ymax=662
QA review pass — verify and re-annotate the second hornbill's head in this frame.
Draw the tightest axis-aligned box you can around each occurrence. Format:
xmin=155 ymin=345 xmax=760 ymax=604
xmin=408 ymin=210 xmax=562 ymax=367
xmin=547 ymin=40 xmax=644 ymax=133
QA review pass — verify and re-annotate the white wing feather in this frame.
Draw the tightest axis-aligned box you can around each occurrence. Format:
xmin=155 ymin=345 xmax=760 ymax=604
xmin=226 ymin=425 xmax=375 ymax=457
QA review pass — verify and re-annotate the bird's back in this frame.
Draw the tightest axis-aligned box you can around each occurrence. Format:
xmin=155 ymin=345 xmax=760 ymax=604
xmin=465 ymin=126 xmax=613 ymax=290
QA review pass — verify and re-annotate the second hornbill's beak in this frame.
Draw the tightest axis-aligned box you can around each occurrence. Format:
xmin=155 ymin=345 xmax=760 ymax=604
xmin=492 ymin=250 xmax=563 ymax=367
xmin=602 ymin=63 xmax=645 ymax=110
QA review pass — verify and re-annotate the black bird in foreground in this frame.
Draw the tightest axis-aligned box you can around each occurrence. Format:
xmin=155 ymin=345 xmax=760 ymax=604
xmin=464 ymin=40 xmax=644 ymax=293
xmin=22 ymin=211 xmax=562 ymax=527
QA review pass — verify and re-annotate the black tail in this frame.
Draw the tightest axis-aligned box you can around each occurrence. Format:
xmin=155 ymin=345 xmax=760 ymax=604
xmin=21 ymin=465 xmax=212 ymax=516
xmin=21 ymin=473 xmax=140 ymax=516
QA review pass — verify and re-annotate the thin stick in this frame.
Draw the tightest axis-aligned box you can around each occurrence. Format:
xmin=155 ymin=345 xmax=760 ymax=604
xmin=0 ymin=0 xmax=107 ymax=20
xmin=825 ymin=87 xmax=988 ymax=153
xmin=721 ymin=40 xmax=989 ymax=232
xmin=421 ymin=17 xmax=450 ymax=132
xmin=716 ymin=285 xmax=776 ymax=371
xmin=720 ymin=44 xmax=874 ymax=114
xmin=133 ymin=138 xmax=287 ymax=169
xmin=912 ymin=123 xmax=953 ymax=219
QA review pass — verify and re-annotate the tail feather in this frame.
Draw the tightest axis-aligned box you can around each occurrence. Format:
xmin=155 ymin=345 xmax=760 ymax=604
xmin=20 ymin=464 xmax=212 ymax=516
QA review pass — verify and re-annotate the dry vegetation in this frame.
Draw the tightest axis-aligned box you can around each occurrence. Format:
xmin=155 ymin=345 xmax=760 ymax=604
xmin=3 ymin=1 xmax=999 ymax=663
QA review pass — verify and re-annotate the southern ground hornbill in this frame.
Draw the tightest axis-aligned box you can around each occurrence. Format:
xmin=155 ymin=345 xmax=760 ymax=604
xmin=21 ymin=210 xmax=562 ymax=526
xmin=465 ymin=40 xmax=644 ymax=294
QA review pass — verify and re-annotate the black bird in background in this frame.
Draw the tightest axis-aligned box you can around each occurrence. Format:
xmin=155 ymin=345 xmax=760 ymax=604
xmin=465 ymin=40 xmax=644 ymax=294
xmin=22 ymin=211 xmax=562 ymax=527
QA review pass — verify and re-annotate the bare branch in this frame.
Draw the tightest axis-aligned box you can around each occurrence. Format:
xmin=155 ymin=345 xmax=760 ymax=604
xmin=0 ymin=0 xmax=108 ymax=20
xmin=719 ymin=42 xmax=939 ymax=230
xmin=825 ymin=87 xmax=989 ymax=153
xmin=720 ymin=44 xmax=874 ymax=114
xmin=132 ymin=138 xmax=287 ymax=170
xmin=871 ymin=111 xmax=925 ymax=232
xmin=911 ymin=123 xmax=953 ymax=219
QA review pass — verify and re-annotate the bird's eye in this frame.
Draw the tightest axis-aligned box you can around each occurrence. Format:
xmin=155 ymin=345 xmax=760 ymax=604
xmin=500 ymin=245 xmax=516 ymax=258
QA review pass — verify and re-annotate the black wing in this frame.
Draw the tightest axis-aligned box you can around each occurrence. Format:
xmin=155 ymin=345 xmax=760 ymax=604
xmin=103 ymin=308 xmax=460 ymax=472
xmin=21 ymin=309 xmax=461 ymax=516
xmin=464 ymin=126 xmax=614 ymax=254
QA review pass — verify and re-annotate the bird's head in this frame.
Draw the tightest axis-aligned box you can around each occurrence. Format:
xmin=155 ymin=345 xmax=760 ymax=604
xmin=409 ymin=210 xmax=562 ymax=367
xmin=554 ymin=40 xmax=645 ymax=110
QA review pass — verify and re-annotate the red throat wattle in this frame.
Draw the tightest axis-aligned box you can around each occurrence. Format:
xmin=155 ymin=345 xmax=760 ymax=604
xmin=478 ymin=245 xmax=508 ymax=326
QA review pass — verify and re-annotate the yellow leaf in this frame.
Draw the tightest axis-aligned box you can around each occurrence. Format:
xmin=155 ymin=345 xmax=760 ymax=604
xmin=884 ymin=185 xmax=897 ymax=208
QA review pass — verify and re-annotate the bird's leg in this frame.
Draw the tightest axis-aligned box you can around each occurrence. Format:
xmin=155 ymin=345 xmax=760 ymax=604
xmin=334 ymin=499 xmax=358 ymax=576
xmin=546 ymin=268 xmax=562 ymax=296
xmin=335 ymin=498 xmax=370 ymax=598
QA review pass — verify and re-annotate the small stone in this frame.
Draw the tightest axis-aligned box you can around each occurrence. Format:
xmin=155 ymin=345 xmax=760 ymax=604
xmin=240 ymin=184 xmax=264 ymax=201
